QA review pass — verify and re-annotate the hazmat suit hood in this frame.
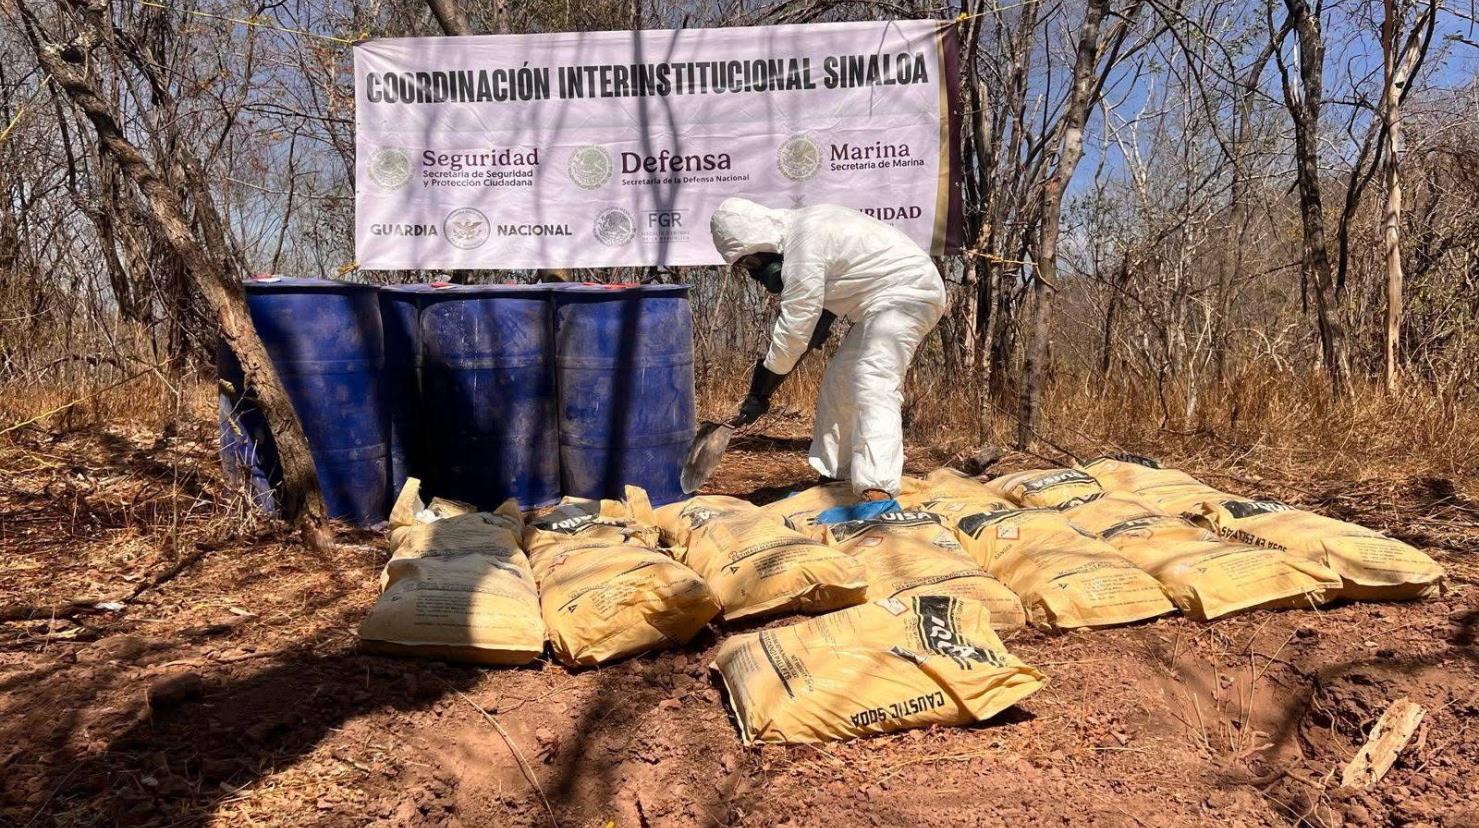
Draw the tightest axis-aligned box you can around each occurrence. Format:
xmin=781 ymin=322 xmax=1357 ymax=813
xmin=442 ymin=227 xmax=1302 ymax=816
xmin=710 ymin=198 xmax=789 ymax=265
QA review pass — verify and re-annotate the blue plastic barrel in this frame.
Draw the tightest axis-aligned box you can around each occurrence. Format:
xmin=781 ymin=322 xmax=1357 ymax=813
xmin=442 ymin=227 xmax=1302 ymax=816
xmin=379 ymin=285 xmax=429 ymax=501
xmin=418 ymin=284 xmax=560 ymax=509
xmin=217 ymin=277 xmax=388 ymax=525
xmin=553 ymin=284 xmax=695 ymax=505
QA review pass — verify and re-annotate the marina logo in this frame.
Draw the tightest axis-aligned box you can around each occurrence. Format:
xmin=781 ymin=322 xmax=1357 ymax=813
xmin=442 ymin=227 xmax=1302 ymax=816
xmin=593 ymin=207 xmax=635 ymax=246
xmin=776 ymin=133 xmax=821 ymax=181
xmin=568 ymin=145 xmax=613 ymax=190
xmin=442 ymin=207 xmax=490 ymax=249
xmin=368 ymin=147 xmax=411 ymax=190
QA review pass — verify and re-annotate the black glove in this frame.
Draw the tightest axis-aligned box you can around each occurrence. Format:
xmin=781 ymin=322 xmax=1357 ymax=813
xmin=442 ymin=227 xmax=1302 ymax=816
xmin=734 ymin=359 xmax=787 ymax=426
xmin=807 ymin=310 xmax=838 ymax=351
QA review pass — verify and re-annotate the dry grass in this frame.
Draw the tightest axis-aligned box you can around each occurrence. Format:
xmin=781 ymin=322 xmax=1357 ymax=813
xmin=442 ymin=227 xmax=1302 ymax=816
xmin=697 ymin=353 xmax=1479 ymax=501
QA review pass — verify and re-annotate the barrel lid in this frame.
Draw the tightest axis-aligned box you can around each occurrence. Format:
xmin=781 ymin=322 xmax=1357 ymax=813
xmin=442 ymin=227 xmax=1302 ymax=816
xmin=551 ymin=283 xmax=690 ymax=300
xmin=414 ymin=283 xmax=553 ymax=298
xmin=244 ymin=276 xmax=376 ymax=294
xmin=378 ymin=283 xmax=439 ymax=294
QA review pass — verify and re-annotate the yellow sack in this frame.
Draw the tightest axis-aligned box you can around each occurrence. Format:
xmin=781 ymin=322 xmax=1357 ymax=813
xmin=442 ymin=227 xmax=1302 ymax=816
xmin=1194 ymin=499 xmax=1444 ymax=602
xmin=1065 ymin=493 xmax=1339 ymax=620
xmin=913 ymin=493 xmax=1018 ymax=528
xmin=382 ymin=478 xmax=523 ymax=589
xmin=823 ymin=513 xmax=1026 ymax=629
xmin=652 ymin=496 xmax=868 ymax=622
xmin=757 ymin=482 xmax=857 ymax=540
xmin=712 ymin=595 xmax=1046 ymax=744
xmin=822 ymin=509 xmax=967 ymax=554
xmin=524 ymin=487 xmax=719 ymax=666
xmin=986 ymin=468 xmax=1104 ymax=509
xmin=897 ymin=468 xmax=1003 ymax=508
xmin=1076 ymin=456 xmax=1227 ymax=515
xmin=359 ymin=479 xmax=544 ymax=665
xmin=949 ymin=505 xmax=1174 ymax=630
xmin=522 ymin=487 xmax=661 ymax=555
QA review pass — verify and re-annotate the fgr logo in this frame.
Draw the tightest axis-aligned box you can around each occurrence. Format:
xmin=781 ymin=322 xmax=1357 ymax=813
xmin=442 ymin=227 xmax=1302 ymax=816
xmin=641 ymin=210 xmax=688 ymax=243
xmin=646 ymin=211 xmax=683 ymax=229
xmin=593 ymin=207 xmax=635 ymax=246
xmin=567 ymin=146 xmax=613 ymax=190
xmin=776 ymin=133 xmax=821 ymax=181
xmin=368 ymin=147 xmax=411 ymax=190
xmin=442 ymin=207 xmax=490 ymax=250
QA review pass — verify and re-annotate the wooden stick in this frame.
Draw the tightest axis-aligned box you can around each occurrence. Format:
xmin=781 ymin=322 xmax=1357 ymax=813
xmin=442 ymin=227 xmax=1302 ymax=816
xmin=1341 ymin=697 xmax=1425 ymax=789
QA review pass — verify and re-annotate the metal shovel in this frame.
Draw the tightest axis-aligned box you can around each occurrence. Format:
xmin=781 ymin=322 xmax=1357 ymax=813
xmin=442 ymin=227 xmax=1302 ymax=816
xmin=680 ymin=417 xmax=740 ymax=494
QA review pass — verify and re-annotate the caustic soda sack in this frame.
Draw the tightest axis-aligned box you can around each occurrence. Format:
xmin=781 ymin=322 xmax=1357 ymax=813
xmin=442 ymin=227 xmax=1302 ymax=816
xmin=757 ymin=482 xmax=857 ymax=541
xmin=359 ymin=479 xmax=544 ymax=665
xmin=824 ymin=512 xmax=1026 ymax=630
xmin=381 ymin=479 xmax=518 ymax=590
xmin=1077 ymin=456 xmax=1227 ymax=515
xmin=1065 ymin=493 xmax=1339 ymax=620
xmin=524 ymin=487 xmax=719 ymax=666
xmin=986 ymin=468 xmax=1104 ymax=509
xmin=712 ymin=595 xmax=1046 ymax=744
xmin=948 ymin=504 xmax=1175 ymax=630
xmin=652 ymin=496 xmax=867 ymax=622
xmin=897 ymin=468 xmax=1005 ymax=509
xmin=1194 ymin=499 xmax=1444 ymax=602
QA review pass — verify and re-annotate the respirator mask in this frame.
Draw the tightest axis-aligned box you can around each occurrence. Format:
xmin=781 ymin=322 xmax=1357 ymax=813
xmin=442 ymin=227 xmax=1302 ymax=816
xmin=741 ymin=253 xmax=784 ymax=295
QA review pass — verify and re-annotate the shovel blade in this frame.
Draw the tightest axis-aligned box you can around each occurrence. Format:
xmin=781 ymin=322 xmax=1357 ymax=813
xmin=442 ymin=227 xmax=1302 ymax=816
xmin=681 ymin=421 xmax=735 ymax=494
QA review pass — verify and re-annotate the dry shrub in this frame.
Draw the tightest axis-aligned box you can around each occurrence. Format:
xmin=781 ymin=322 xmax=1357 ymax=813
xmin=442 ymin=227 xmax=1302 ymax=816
xmin=0 ymin=372 xmax=191 ymax=439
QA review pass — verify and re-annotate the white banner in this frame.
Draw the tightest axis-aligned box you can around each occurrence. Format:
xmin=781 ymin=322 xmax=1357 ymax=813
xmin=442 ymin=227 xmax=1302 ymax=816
xmin=354 ymin=21 xmax=961 ymax=270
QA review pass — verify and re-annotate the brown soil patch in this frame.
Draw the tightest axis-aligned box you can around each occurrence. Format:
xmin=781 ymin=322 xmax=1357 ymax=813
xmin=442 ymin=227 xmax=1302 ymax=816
xmin=1 ymin=412 xmax=1475 ymax=827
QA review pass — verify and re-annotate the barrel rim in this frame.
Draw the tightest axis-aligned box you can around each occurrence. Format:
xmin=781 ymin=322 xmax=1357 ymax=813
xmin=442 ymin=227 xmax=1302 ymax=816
xmin=243 ymin=276 xmax=378 ymax=294
xmin=550 ymin=284 xmax=690 ymax=300
xmin=399 ymin=283 xmax=554 ymax=298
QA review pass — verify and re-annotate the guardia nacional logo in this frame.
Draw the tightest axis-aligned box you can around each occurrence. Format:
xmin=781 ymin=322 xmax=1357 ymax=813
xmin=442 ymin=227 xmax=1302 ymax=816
xmin=568 ymin=145 xmax=613 ymax=190
xmin=442 ymin=207 xmax=491 ymax=250
xmin=592 ymin=207 xmax=635 ymax=247
xmin=368 ymin=147 xmax=411 ymax=190
xmin=776 ymin=133 xmax=821 ymax=181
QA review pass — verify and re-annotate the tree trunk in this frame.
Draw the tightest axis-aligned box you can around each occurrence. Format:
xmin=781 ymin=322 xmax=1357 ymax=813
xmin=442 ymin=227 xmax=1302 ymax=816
xmin=426 ymin=0 xmax=474 ymax=35
xmin=26 ymin=22 xmax=329 ymax=546
xmin=1280 ymin=0 xmax=1351 ymax=398
xmin=1017 ymin=0 xmax=1110 ymax=449
xmin=1381 ymin=0 xmax=1403 ymax=393
xmin=1378 ymin=0 xmax=1435 ymax=393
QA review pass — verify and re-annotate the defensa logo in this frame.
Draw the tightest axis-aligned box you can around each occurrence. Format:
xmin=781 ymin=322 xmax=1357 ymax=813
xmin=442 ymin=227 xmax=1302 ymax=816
xmin=568 ymin=145 xmax=613 ymax=190
xmin=368 ymin=147 xmax=411 ymax=190
xmin=442 ymin=207 xmax=490 ymax=249
xmin=593 ymin=207 xmax=635 ymax=246
xmin=777 ymin=133 xmax=821 ymax=181
xmin=620 ymin=150 xmax=731 ymax=174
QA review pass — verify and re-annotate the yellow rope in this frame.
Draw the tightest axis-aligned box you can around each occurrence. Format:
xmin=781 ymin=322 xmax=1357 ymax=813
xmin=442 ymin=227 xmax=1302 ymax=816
xmin=135 ymin=0 xmax=363 ymax=45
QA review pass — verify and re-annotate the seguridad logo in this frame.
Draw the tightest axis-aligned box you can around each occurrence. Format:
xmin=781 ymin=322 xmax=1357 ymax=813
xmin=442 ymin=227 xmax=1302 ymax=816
xmin=368 ymin=147 xmax=412 ymax=190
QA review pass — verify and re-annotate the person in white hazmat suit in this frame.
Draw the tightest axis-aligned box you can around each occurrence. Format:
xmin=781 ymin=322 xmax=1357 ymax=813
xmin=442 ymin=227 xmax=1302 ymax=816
xmin=709 ymin=197 xmax=947 ymax=501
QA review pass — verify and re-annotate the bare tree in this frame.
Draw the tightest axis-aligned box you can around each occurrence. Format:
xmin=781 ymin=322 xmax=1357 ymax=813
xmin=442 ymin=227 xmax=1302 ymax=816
xmin=1017 ymin=0 xmax=1141 ymax=449
xmin=1379 ymin=0 xmax=1436 ymax=392
xmin=1273 ymin=0 xmax=1350 ymax=397
xmin=16 ymin=0 xmax=329 ymax=545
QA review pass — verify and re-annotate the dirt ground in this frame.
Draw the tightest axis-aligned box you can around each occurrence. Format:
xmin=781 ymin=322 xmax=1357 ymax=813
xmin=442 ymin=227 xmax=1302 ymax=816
xmin=1 ymin=412 xmax=1476 ymax=828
